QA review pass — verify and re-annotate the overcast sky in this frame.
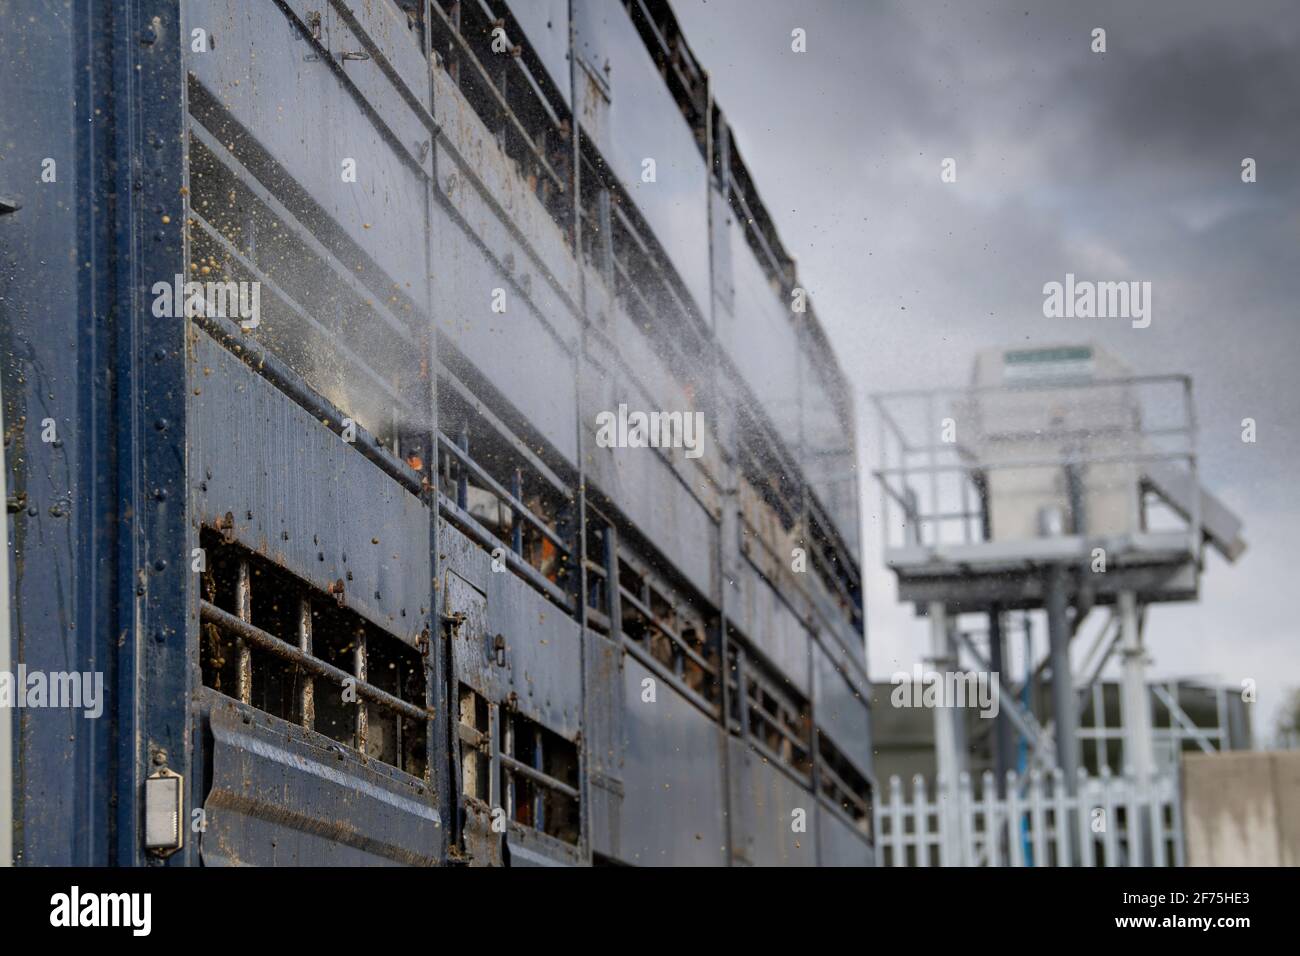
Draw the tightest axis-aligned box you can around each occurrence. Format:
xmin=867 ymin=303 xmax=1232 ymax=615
xmin=673 ymin=0 xmax=1300 ymax=742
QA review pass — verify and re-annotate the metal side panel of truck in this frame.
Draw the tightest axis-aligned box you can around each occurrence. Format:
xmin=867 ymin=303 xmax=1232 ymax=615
xmin=0 ymin=0 xmax=873 ymax=867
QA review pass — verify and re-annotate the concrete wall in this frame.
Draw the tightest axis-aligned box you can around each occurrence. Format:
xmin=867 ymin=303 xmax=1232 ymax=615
xmin=1183 ymin=751 xmax=1300 ymax=866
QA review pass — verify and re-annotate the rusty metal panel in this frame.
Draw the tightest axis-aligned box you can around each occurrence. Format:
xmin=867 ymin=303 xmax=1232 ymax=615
xmin=186 ymin=0 xmax=432 ymax=296
xmin=709 ymin=186 xmax=735 ymax=325
xmin=802 ymin=356 xmax=860 ymax=559
xmin=438 ymin=521 xmax=582 ymax=739
xmin=727 ymin=737 xmax=817 ymax=867
xmin=594 ymin=297 xmax=725 ymax=500
xmin=503 ymin=0 xmax=572 ymax=107
xmin=191 ymin=331 xmax=430 ymax=645
xmin=505 ymin=827 xmax=582 ymax=867
xmin=730 ymin=558 xmax=811 ymax=696
xmin=572 ymin=0 xmax=711 ymax=317
xmin=812 ymin=641 xmax=872 ymax=781
xmin=325 ymin=0 xmax=431 ymax=110
xmin=719 ymin=215 xmax=802 ymax=452
xmin=816 ymin=798 xmax=874 ymax=867
xmin=443 ymin=569 xmax=495 ymax=694
xmin=583 ymin=630 xmax=625 ymax=859
xmin=618 ymin=657 xmax=727 ymax=865
xmin=430 ymin=69 xmax=583 ymax=321
xmin=820 ymin=613 xmax=870 ymax=683
xmin=579 ymin=347 xmax=720 ymax=603
xmin=433 ymin=211 xmax=580 ymax=468
xmin=201 ymin=700 xmax=440 ymax=866
xmin=816 ymin=620 xmax=871 ymax=717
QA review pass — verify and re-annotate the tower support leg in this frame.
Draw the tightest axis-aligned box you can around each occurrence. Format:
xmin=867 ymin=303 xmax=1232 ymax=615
xmin=988 ymin=606 xmax=1011 ymax=796
xmin=928 ymin=601 xmax=963 ymax=863
xmin=1046 ymin=565 xmax=1080 ymax=789
xmin=1119 ymin=589 xmax=1154 ymax=863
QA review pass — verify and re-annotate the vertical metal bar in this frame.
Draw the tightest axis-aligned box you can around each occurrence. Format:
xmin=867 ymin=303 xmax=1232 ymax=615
xmin=1185 ymin=378 xmax=1201 ymax=555
xmin=1118 ymin=589 xmax=1152 ymax=864
xmin=1065 ymin=458 xmax=1086 ymax=535
xmin=928 ymin=601 xmax=961 ymax=863
xmin=1169 ymin=771 xmax=1186 ymax=867
xmin=958 ymin=771 xmax=975 ymax=865
xmin=1099 ymin=767 xmax=1117 ymax=865
xmin=1122 ymin=772 xmax=1140 ymax=867
xmin=354 ymin=627 xmax=368 ymax=753
xmin=570 ymin=0 xmax=592 ymax=863
xmin=503 ymin=713 xmax=515 ymax=821
xmin=497 ymin=60 xmax=508 ymax=148
xmin=1215 ymin=684 xmax=1228 ymax=751
xmin=1093 ymin=680 xmax=1109 ymax=773
xmin=988 ymin=607 xmax=1009 ymax=796
xmin=298 ymin=597 xmax=314 ymax=730
xmin=557 ymin=497 xmax=576 ymax=606
xmin=1029 ymin=770 xmax=1046 ymax=867
xmin=423 ymin=0 xmax=450 ymax=851
xmin=1045 ymin=564 xmax=1080 ymax=863
xmin=532 ymin=723 xmax=544 ymax=832
xmin=105 ymin=0 xmax=194 ymax=867
xmin=510 ymin=468 xmax=523 ymax=555
xmin=1007 ymin=772 xmax=1024 ymax=867
xmin=903 ymin=487 xmax=920 ymax=548
xmin=488 ymin=703 xmax=500 ymax=814
xmin=1045 ymin=566 xmax=1078 ymax=789
xmin=1077 ymin=770 xmax=1096 ymax=867
xmin=1151 ymin=774 xmax=1167 ymax=867
xmin=235 ymin=559 xmax=253 ymax=705
xmin=735 ymin=644 xmax=750 ymax=736
xmin=604 ymin=524 xmax=622 ymax=632
xmin=913 ymin=776 xmax=929 ymax=867
xmin=596 ymin=190 xmax=615 ymax=287
xmin=568 ymin=0 xmax=582 ymax=252
xmin=961 ymin=472 xmax=972 ymax=543
xmin=456 ymin=424 xmax=469 ymax=510
xmin=572 ymin=377 xmax=591 ymax=862
xmin=1051 ymin=768 xmax=1072 ymax=867
xmin=0 ymin=371 xmax=10 ymax=866
xmin=448 ymin=1 xmax=461 ymax=86
xmin=888 ymin=776 xmax=904 ymax=867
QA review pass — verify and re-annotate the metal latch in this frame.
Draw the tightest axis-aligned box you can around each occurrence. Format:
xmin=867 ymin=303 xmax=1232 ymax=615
xmin=144 ymin=768 xmax=184 ymax=856
xmin=492 ymin=633 xmax=506 ymax=667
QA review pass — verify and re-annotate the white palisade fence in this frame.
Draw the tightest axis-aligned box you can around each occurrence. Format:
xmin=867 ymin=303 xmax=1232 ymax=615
xmin=875 ymin=767 xmax=1184 ymax=867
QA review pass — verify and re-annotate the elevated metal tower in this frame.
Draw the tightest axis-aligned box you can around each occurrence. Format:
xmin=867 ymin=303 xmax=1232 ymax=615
xmin=872 ymin=343 xmax=1245 ymax=859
